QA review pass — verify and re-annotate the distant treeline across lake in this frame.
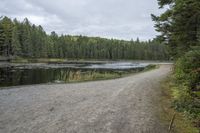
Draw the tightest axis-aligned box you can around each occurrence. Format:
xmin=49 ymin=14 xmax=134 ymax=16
xmin=0 ymin=16 xmax=169 ymax=60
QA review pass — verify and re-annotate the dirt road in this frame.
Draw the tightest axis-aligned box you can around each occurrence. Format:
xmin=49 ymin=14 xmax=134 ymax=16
xmin=0 ymin=65 xmax=172 ymax=133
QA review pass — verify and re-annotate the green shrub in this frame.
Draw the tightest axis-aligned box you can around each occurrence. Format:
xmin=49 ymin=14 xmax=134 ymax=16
xmin=173 ymin=46 xmax=200 ymax=120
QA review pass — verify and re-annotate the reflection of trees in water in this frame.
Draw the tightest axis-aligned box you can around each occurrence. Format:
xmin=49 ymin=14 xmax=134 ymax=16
xmin=0 ymin=67 xmax=12 ymax=86
xmin=0 ymin=68 xmax=21 ymax=86
xmin=0 ymin=67 xmax=144 ymax=87
xmin=1 ymin=68 xmax=70 ymax=86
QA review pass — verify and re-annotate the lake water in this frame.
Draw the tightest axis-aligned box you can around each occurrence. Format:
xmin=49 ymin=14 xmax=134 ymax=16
xmin=0 ymin=62 xmax=149 ymax=87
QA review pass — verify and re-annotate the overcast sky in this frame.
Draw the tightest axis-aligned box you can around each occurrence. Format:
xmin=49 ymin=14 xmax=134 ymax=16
xmin=0 ymin=0 xmax=162 ymax=40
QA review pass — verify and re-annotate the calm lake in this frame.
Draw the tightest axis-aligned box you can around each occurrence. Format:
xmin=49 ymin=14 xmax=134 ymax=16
xmin=0 ymin=62 xmax=150 ymax=87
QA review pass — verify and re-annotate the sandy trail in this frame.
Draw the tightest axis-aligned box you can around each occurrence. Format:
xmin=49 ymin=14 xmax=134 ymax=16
xmin=0 ymin=65 xmax=172 ymax=133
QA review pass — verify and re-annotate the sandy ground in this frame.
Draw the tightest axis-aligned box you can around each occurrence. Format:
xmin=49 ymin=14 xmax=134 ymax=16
xmin=0 ymin=65 xmax=172 ymax=133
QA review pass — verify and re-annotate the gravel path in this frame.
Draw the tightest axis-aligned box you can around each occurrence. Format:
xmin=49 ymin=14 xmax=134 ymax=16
xmin=0 ymin=65 xmax=172 ymax=133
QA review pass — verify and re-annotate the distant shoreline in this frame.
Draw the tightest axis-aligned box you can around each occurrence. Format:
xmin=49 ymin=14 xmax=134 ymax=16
xmin=0 ymin=57 xmax=172 ymax=64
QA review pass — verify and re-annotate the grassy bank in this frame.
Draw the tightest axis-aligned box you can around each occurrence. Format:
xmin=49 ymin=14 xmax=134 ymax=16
xmin=160 ymin=76 xmax=199 ymax=133
xmin=10 ymin=57 xmax=67 ymax=63
xmin=55 ymin=65 xmax=157 ymax=84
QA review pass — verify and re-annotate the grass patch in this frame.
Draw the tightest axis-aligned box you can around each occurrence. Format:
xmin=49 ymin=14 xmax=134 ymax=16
xmin=11 ymin=58 xmax=66 ymax=63
xmin=160 ymin=76 xmax=199 ymax=133
xmin=64 ymin=65 xmax=157 ymax=83
xmin=65 ymin=71 xmax=121 ymax=83
xmin=10 ymin=57 xmax=29 ymax=63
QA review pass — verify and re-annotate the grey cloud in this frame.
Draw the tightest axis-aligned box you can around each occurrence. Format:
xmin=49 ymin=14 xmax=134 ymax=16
xmin=0 ymin=0 xmax=161 ymax=40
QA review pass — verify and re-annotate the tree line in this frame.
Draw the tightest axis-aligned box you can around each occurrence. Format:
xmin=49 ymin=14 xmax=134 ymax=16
xmin=152 ymin=0 xmax=200 ymax=128
xmin=0 ymin=16 xmax=169 ymax=60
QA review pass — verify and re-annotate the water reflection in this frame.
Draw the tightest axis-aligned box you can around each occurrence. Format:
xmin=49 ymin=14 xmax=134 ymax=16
xmin=85 ymin=62 xmax=148 ymax=69
xmin=0 ymin=62 xmax=147 ymax=87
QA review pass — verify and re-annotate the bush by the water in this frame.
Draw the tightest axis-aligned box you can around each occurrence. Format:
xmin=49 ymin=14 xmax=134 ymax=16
xmin=173 ymin=46 xmax=200 ymax=123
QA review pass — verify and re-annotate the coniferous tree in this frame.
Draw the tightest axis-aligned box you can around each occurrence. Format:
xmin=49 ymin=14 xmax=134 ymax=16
xmin=11 ymin=25 xmax=21 ymax=56
xmin=152 ymin=0 xmax=200 ymax=57
xmin=21 ymin=18 xmax=33 ymax=57
xmin=0 ymin=19 xmax=5 ymax=56
xmin=0 ymin=17 xmax=13 ymax=56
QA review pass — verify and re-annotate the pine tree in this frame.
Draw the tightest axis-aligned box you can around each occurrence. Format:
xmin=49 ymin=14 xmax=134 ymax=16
xmin=11 ymin=25 xmax=21 ymax=56
xmin=0 ymin=17 xmax=13 ymax=57
xmin=152 ymin=0 xmax=200 ymax=57
xmin=21 ymin=18 xmax=33 ymax=57
xmin=0 ymin=20 xmax=5 ymax=56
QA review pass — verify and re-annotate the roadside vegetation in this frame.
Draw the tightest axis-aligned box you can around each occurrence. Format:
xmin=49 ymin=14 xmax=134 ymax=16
xmin=153 ymin=0 xmax=200 ymax=131
xmin=160 ymin=77 xmax=199 ymax=133
xmin=173 ymin=48 xmax=200 ymax=122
